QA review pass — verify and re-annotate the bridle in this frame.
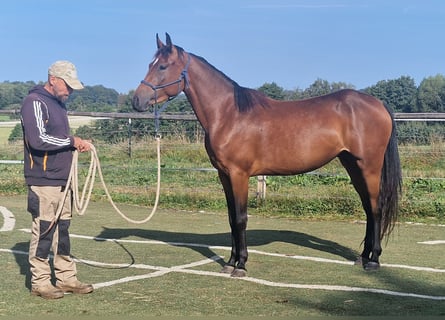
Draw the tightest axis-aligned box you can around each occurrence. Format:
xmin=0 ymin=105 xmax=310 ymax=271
xmin=140 ymin=53 xmax=191 ymax=104
xmin=139 ymin=53 xmax=191 ymax=134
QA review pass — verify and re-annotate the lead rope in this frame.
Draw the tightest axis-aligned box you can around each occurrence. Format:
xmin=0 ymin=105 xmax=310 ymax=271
xmin=47 ymin=136 xmax=161 ymax=231
xmin=73 ymin=136 xmax=161 ymax=223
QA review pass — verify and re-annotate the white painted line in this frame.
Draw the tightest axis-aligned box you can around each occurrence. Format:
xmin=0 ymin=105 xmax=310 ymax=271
xmin=1 ymin=248 xmax=444 ymax=301
xmin=418 ymin=240 xmax=445 ymax=245
xmin=0 ymin=206 xmax=15 ymax=231
xmin=172 ymin=268 xmax=445 ymax=301
xmin=93 ymin=269 xmax=172 ymax=289
xmin=236 ymin=276 xmax=445 ymax=301
xmin=92 ymin=256 xmax=222 ymax=289
xmin=381 ymin=263 xmax=445 ymax=273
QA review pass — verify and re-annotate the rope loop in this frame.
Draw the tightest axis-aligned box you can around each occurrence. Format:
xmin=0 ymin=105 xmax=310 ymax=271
xmin=53 ymin=139 xmax=162 ymax=225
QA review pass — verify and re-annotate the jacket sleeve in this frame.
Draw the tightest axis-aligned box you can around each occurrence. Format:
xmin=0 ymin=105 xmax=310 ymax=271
xmin=21 ymin=96 xmax=74 ymax=152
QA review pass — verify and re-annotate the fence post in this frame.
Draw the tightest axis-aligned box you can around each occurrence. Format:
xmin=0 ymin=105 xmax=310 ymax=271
xmin=128 ymin=118 xmax=132 ymax=158
xmin=257 ymin=175 xmax=267 ymax=202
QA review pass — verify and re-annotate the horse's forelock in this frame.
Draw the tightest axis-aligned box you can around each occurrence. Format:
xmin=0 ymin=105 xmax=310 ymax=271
xmin=156 ymin=45 xmax=185 ymax=59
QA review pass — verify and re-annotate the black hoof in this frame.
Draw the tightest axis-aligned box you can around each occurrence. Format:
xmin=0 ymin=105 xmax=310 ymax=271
xmin=220 ymin=265 xmax=235 ymax=274
xmin=231 ymin=268 xmax=247 ymax=278
xmin=364 ymin=261 xmax=380 ymax=271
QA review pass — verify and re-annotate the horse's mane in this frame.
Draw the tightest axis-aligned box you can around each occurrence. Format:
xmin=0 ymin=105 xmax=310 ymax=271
xmin=159 ymin=45 xmax=269 ymax=113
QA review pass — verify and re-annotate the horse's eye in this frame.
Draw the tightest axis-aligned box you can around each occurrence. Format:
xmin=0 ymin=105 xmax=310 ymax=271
xmin=159 ymin=64 xmax=167 ymax=70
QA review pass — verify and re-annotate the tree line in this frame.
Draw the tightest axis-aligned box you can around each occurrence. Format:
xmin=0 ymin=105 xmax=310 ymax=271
xmin=3 ymin=74 xmax=445 ymax=146
xmin=1 ymin=73 xmax=445 ymax=113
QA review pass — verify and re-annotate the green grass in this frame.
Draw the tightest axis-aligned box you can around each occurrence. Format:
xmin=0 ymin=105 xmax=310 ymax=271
xmin=0 ymin=195 xmax=444 ymax=317
xmin=0 ymin=127 xmax=12 ymax=144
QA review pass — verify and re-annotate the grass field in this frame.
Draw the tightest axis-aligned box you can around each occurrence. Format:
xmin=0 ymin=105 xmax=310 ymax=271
xmin=1 ymin=115 xmax=444 ymax=316
xmin=1 ymin=195 xmax=444 ymax=317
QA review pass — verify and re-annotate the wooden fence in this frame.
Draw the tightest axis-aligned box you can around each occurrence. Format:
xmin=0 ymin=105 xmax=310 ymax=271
xmin=2 ymin=109 xmax=445 ymax=121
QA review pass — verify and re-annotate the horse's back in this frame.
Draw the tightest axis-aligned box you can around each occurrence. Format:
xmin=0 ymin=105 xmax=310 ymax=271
xmin=264 ymin=89 xmax=391 ymax=134
xmin=295 ymin=89 xmax=388 ymax=116
xmin=279 ymin=89 xmax=392 ymax=159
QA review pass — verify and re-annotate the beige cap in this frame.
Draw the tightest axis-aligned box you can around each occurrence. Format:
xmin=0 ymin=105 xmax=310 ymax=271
xmin=48 ymin=60 xmax=84 ymax=90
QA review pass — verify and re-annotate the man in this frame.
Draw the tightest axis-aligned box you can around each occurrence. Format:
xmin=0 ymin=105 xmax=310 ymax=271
xmin=21 ymin=60 xmax=94 ymax=299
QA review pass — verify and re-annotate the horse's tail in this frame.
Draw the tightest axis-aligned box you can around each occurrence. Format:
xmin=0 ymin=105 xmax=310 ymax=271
xmin=378 ymin=105 xmax=402 ymax=239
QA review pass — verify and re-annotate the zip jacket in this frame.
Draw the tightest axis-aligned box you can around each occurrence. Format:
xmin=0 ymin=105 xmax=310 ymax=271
xmin=21 ymin=85 xmax=75 ymax=186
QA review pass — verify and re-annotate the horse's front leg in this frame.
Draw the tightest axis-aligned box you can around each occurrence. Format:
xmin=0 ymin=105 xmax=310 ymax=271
xmin=217 ymin=171 xmax=237 ymax=273
xmin=218 ymin=170 xmax=249 ymax=277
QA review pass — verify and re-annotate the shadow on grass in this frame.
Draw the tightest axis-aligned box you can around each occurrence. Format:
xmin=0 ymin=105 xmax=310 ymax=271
xmin=94 ymin=227 xmax=359 ymax=268
xmin=93 ymin=227 xmax=445 ymax=315
xmin=10 ymin=241 xmax=31 ymax=290
xmin=8 ymin=229 xmax=444 ymax=316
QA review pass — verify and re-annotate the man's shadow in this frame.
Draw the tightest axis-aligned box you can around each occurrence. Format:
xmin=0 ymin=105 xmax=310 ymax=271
xmin=95 ymin=227 xmax=358 ymax=267
xmin=11 ymin=242 xmax=32 ymax=290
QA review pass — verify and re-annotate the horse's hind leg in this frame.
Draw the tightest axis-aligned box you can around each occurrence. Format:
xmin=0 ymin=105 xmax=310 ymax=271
xmin=339 ymin=152 xmax=382 ymax=270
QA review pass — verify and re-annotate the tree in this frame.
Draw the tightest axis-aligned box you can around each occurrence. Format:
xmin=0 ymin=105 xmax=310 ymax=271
xmin=257 ymin=82 xmax=285 ymax=100
xmin=0 ymin=81 xmax=36 ymax=110
xmin=67 ymin=85 xmax=119 ymax=111
xmin=416 ymin=74 xmax=445 ymax=112
xmin=364 ymin=76 xmax=417 ymax=112
xmin=300 ymin=78 xmax=354 ymax=99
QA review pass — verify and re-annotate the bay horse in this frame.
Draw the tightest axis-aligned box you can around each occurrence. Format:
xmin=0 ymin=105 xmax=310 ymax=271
xmin=132 ymin=33 xmax=402 ymax=276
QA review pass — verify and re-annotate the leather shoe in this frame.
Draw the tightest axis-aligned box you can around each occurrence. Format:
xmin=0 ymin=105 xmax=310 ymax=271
xmin=56 ymin=280 xmax=94 ymax=294
xmin=31 ymin=284 xmax=64 ymax=299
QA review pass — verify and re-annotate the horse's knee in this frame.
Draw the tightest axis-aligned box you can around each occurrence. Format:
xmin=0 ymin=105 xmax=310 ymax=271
xmin=234 ymin=213 xmax=247 ymax=230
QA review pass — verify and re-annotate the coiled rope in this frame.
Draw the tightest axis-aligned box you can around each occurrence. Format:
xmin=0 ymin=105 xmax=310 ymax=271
xmin=55 ymin=136 xmax=161 ymax=226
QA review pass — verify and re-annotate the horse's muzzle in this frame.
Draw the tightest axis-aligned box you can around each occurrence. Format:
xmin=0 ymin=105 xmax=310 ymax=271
xmin=132 ymin=94 xmax=149 ymax=112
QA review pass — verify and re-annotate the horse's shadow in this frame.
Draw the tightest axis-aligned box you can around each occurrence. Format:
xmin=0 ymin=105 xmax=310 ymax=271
xmin=95 ymin=227 xmax=358 ymax=267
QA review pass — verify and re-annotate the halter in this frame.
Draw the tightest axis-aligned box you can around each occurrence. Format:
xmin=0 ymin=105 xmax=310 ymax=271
xmin=139 ymin=54 xmax=191 ymax=135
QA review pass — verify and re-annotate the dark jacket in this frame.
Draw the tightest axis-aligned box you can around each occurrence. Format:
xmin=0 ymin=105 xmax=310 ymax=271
xmin=21 ymin=85 xmax=75 ymax=186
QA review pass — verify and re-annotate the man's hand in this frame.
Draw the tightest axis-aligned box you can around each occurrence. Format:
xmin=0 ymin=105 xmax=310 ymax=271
xmin=73 ymin=136 xmax=93 ymax=153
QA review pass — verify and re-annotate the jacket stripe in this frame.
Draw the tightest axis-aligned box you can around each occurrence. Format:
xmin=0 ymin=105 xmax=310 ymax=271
xmin=33 ymin=100 xmax=71 ymax=146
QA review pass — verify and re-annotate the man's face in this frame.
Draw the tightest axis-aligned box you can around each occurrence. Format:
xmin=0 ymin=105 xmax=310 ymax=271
xmin=52 ymin=76 xmax=73 ymax=102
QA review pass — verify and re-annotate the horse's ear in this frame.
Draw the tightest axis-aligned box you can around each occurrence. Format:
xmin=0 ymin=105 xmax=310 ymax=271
xmin=156 ymin=33 xmax=164 ymax=49
xmin=165 ymin=33 xmax=172 ymax=50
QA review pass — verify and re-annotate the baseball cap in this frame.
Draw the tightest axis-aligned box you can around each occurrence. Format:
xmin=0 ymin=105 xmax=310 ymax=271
xmin=48 ymin=60 xmax=84 ymax=90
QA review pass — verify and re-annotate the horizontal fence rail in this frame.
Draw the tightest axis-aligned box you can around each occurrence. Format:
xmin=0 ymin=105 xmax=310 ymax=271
xmin=2 ymin=109 xmax=445 ymax=121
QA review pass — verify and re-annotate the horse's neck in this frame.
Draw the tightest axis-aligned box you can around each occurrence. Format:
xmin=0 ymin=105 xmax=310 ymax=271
xmin=184 ymin=56 xmax=235 ymax=132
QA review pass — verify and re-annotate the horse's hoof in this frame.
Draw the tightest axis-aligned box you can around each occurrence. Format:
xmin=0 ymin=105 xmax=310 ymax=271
xmin=220 ymin=265 xmax=235 ymax=274
xmin=364 ymin=261 xmax=380 ymax=271
xmin=354 ymin=256 xmax=364 ymax=265
xmin=231 ymin=268 xmax=247 ymax=278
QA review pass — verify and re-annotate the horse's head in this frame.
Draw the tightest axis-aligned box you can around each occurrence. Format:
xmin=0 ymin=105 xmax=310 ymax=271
xmin=132 ymin=33 xmax=189 ymax=112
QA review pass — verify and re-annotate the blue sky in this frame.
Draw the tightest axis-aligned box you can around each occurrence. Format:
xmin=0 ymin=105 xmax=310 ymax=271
xmin=1 ymin=0 xmax=444 ymax=93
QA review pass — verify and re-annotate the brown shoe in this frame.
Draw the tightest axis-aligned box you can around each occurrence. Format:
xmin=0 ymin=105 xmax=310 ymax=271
xmin=56 ymin=280 xmax=93 ymax=294
xmin=31 ymin=284 xmax=64 ymax=299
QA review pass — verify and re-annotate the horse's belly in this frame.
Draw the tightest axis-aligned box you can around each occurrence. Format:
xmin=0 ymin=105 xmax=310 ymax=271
xmin=251 ymin=148 xmax=340 ymax=176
